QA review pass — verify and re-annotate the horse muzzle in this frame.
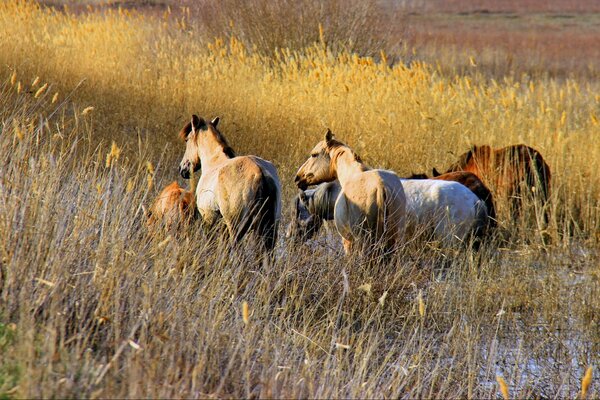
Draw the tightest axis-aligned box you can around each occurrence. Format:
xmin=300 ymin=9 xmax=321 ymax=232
xmin=295 ymin=174 xmax=312 ymax=190
xmin=179 ymin=165 xmax=191 ymax=179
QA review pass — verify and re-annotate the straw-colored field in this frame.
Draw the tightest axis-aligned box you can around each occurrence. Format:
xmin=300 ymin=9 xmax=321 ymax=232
xmin=0 ymin=1 xmax=598 ymax=398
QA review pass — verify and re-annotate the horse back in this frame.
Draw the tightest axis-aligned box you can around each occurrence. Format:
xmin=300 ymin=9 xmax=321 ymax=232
xmin=147 ymin=181 xmax=195 ymax=228
xmin=216 ymin=156 xmax=281 ymax=248
xmin=432 ymin=171 xmax=496 ymax=226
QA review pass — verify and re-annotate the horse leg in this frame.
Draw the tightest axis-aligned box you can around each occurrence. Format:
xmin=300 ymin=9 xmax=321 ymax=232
xmin=342 ymin=238 xmax=353 ymax=255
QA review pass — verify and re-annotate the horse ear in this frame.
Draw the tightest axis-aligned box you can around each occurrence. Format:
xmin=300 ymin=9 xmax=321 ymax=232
xmin=432 ymin=168 xmax=441 ymax=177
xmin=324 ymin=128 xmax=334 ymax=142
xmin=210 ymin=116 xmax=220 ymax=127
xmin=191 ymin=115 xmax=206 ymax=132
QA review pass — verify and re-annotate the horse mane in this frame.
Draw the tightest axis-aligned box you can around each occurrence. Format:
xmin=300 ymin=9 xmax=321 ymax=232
xmin=407 ymin=172 xmax=429 ymax=179
xmin=207 ymin=124 xmax=236 ymax=158
xmin=178 ymin=121 xmax=193 ymax=141
xmin=326 ymin=139 xmax=362 ymax=163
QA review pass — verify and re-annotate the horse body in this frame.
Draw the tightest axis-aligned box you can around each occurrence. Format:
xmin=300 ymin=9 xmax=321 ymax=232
xmin=292 ymin=178 xmax=488 ymax=246
xmin=295 ymin=129 xmax=406 ymax=254
xmin=286 ymin=180 xmax=340 ymax=240
xmin=146 ymin=181 xmax=196 ymax=230
xmin=408 ymin=170 xmax=496 ymax=228
xmin=437 ymin=144 xmax=551 ymax=218
xmin=401 ymin=179 xmax=488 ymax=244
xmin=179 ymin=115 xmax=281 ymax=250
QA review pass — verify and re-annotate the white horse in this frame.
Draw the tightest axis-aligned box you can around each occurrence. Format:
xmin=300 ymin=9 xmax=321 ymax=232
xmin=178 ymin=115 xmax=281 ymax=250
xmin=291 ymin=178 xmax=489 ymax=246
xmin=295 ymin=129 xmax=406 ymax=254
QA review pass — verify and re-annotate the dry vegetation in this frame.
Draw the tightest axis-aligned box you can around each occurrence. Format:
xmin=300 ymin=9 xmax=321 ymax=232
xmin=0 ymin=1 xmax=599 ymax=398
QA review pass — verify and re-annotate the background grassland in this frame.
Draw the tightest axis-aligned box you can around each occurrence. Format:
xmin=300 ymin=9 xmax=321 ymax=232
xmin=0 ymin=1 xmax=599 ymax=398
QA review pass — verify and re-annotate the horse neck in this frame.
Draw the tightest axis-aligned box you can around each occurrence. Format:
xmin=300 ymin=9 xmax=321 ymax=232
xmin=198 ymin=132 xmax=231 ymax=169
xmin=330 ymin=146 xmax=367 ymax=187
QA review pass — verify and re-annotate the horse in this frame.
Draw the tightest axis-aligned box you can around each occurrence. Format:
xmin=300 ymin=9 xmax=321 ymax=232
xmin=295 ymin=129 xmax=406 ymax=255
xmin=178 ymin=115 xmax=281 ymax=250
xmin=407 ymin=170 xmax=496 ymax=228
xmin=435 ymin=144 xmax=551 ymax=219
xmin=145 ymin=181 xmax=196 ymax=231
xmin=286 ymin=180 xmax=340 ymax=241
xmin=290 ymin=179 xmax=489 ymax=246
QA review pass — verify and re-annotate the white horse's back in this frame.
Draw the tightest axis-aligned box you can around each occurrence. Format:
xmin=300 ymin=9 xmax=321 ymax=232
xmin=400 ymin=179 xmax=487 ymax=244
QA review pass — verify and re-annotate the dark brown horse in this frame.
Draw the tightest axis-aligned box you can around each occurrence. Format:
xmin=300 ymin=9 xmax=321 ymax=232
xmin=408 ymin=171 xmax=496 ymax=228
xmin=434 ymin=144 xmax=551 ymax=219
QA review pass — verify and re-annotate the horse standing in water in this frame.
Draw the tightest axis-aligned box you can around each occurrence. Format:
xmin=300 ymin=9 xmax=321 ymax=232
xmin=145 ymin=181 xmax=196 ymax=231
xmin=435 ymin=144 xmax=551 ymax=220
xmin=178 ymin=115 xmax=281 ymax=250
xmin=407 ymin=170 xmax=496 ymax=228
xmin=295 ymin=129 xmax=406 ymax=255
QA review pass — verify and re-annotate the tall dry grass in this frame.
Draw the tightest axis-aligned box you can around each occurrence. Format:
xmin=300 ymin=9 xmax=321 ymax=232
xmin=0 ymin=1 xmax=599 ymax=397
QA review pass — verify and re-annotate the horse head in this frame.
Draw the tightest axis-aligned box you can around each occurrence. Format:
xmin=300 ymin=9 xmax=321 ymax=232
xmin=294 ymin=128 xmax=338 ymax=190
xmin=178 ymin=115 xmax=224 ymax=179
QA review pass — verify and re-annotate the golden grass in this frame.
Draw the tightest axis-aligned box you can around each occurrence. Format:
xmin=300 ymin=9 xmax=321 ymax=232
xmin=0 ymin=1 xmax=598 ymax=398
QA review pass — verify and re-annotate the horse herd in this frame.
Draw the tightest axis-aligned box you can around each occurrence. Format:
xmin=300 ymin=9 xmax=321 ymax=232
xmin=146 ymin=115 xmax=552 ymax=256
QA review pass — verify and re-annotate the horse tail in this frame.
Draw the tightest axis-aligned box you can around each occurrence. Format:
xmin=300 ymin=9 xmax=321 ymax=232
xmin=375 ymin=185 xmax=387 ymax=241
xmin=480 ymin=188 xmax=497 ymax=229
xmin=472 ymin=199 xmax=490 ymax=243
xmin=534 ymin=152 xmax=551 ymax=204
xmin=254 ymin=172 xmax=279 ymax=251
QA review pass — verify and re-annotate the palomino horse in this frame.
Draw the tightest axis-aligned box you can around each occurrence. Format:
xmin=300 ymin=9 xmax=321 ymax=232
xmin=435 ymin=144 xmax=551 ymax=219
xmin=295 ymin=129 xmax=406 ymax=254
xmin=407 ymin=171 xmax=496 ymax=228
xmin=290 ymin=178 xmax=489 ymax=246
xmin=145 ymin=181 xmax=196 ymax=231
xmin=178 ymin=115 xmax=281 ymax=250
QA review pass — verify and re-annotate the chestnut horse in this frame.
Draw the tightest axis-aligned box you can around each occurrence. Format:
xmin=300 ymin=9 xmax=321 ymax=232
xmin=295 ymin=129 xmax=406 ymax=255
xmin=435 ymin=144 xmax=551 ymax=219
xmin=407 ymin=171 xmax=496 ymax=228
xmin=145 ymin=181 xmax=196 ymax=231
xmin=178 ymin=115 xmax=281 ymax=250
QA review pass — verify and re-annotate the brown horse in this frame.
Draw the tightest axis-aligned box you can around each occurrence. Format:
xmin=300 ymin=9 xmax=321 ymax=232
xmin=407 ymin=171 xmax=496 ymax=228
xmin=146 ymin=181 xmax=196 ymax=231
xmin=435 ymin=144 xmax=551 ymax=219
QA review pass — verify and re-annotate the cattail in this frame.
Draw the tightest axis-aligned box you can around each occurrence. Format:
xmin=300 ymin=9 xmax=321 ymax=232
xmin=242 ymin=301 xmax=249 ymax=325
xmin=82 ymin=106 xmax=94 ymax=115
xmin=496 ymin=376 xmax=509 ymax=400
xmin=31 ymin=76 xmax=40 ymax=87
xmin=146 ymin=161 xmax=155 ymax=175
xmin=14 ymin=122 xmax=24 ymax=140
xmin=34 ymin=83 xmax=48 ymax=98
xmin=581 ymin=366 xmax=593 ymax=400
xmin=105 ymin=141 xmax=121 ymax=168
xmin=16 ymin=81 xmax=22 ymax=93
xmin=418 ymin=290 xmax=425 ymax=318
xmin=146 ymin=161 xmax=155 ymax=190
xmin=10 ymin=71 xmax=16 ymax=85
xmin=380 ymin=50 xmax=388 ymax=66
xmin=318 ymin=23 xmax=325 ymax=46
xmin=51 ymin=92 xmax=59 ymax=104
xmin=378 ymin=291 xmax=388 ymax=307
